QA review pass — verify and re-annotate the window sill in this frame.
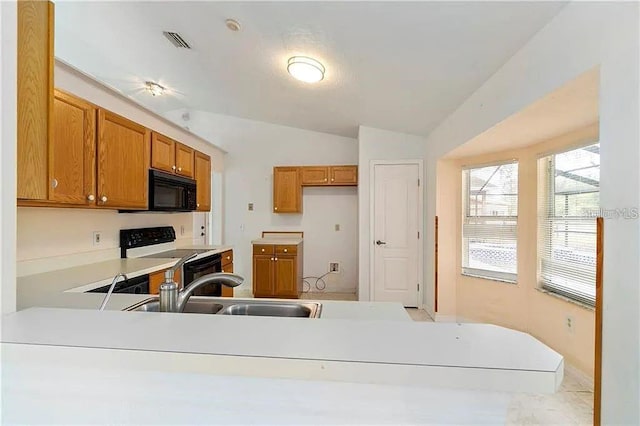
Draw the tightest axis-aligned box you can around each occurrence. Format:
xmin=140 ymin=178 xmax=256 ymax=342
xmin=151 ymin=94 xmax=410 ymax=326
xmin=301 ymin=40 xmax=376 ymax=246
xmin=460 ymin=272 xmax=517 ymax=285
xmin=535 ymin=287 xmax=595 ymax=311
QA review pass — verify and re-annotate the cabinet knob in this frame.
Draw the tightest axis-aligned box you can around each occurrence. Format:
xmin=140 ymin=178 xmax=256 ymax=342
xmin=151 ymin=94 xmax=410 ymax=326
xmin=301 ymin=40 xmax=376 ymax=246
xmin=324 ymin=178 xmax=327 ymax=182
xmin=178 ymin=167 xmax=182 ymax=172
xmin=51 ymin=178 xmax=58 ymax=189
xmin=275 ymin=207 xmax=278 ymax=211
xmin=284 ymin=249 xmax=288 ymax=253
xmin=331 ymin=178 xmax=335 ymax=182
xmin=172 ymin=165 xmax=177 ymax=170
xmin=261 ymin=249 xmax=265 ymax=252
xmin=197 ymin=203 xmax=200 ymax=208
xmin=227 ymin=256 xmax=231 ymax=260
xmin=200 ymin=233 xmax=205 ymax=237
xmin=274 ymin=257 xmax=278 ymax=261
xmin=270 ymin=257 xmax=274 ymax=261
xmin=87 ymin=194 xmax=95 ymax=201
xmin=100 ymin=195 xmax=108 ymax=203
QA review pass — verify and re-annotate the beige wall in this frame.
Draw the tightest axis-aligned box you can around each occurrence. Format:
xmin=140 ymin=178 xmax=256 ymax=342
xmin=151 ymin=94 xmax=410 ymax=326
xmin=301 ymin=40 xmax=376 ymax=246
xmin=437 ymin=124 xmax=599 ymax=376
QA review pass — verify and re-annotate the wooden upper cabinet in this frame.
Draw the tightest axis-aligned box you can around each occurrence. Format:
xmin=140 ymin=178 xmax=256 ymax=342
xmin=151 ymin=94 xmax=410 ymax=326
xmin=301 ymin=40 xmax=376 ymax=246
xmin=96 ymin=109 xmax=150 ymax=209
xmin=150 ymin=132 xmax=175 ymax=174
xmin=273 ymin=167 xmax=301 ymax=213
xmin=301 ymin=166 xmax=329 ymax=186
xmin=151 ymin=133 xmax=195 ymax=178
xmin=194 ymin=151 xmax=211 ymax=211
xmin=175 ymin=143 xmax=194 ymax=178
xmin=17 ymin=0 xmax=55 ymax=200
xmin=49 ymin=90 xmax=97 ymax=205
xmin=298 ymin=165 xmax=358 ymax=187
xmin=330 ymin=166 xmax=358 ymax=185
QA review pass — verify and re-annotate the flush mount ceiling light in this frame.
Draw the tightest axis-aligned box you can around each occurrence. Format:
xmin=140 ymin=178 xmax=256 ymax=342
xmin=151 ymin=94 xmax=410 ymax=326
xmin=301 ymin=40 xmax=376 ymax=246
xmin=287 ymin=56 xmax=325 ymax=83
xmin=145 ymin=81 xmax=166 ymax=96
xmin=225 ymin=18 xmax=241 ymax=32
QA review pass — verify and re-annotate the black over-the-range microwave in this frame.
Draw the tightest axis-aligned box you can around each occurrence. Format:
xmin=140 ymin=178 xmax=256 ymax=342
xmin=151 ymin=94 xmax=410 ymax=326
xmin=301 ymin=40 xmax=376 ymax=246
xmin=147 ymin=169 xmax=197 ymax=212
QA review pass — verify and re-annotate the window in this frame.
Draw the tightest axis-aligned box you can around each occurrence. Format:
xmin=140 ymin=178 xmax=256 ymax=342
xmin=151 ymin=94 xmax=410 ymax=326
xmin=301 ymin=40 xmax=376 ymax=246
xmin=538 ymin=143 xmax=599 ymax=306
xmin=462 ymin=162 xmax=518 ymax=282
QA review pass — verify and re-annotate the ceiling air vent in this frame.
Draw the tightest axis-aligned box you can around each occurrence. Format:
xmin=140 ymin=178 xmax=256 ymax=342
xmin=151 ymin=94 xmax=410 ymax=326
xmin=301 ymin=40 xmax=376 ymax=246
xmin=163 ymin=31 xmax=191 ymax=49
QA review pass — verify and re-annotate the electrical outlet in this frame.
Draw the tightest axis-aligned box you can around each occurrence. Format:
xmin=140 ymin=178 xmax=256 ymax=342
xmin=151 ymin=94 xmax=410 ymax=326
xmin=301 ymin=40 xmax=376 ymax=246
xmin=329 ymin=262 xmax=340 ymax=273
xmin=93 ymin=231 xmax=102 ymax=246
xmin=180 ymin=225 xmax=185 ymax=236
xmin=565 ymin=315 xmax=574 ymax=333
xmin=334 ymin=224 xmax=340 ymax=231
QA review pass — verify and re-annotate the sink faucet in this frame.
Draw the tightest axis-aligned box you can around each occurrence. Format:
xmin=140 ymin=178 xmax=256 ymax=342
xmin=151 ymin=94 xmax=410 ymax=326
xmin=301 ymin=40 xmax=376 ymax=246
xmin=158 ymin=252 xmax=244 ymax=313
xmin=99 ymin=273 xmax=128 ymax=311
xmin=173 ymin=272 xmax=244 ymax=313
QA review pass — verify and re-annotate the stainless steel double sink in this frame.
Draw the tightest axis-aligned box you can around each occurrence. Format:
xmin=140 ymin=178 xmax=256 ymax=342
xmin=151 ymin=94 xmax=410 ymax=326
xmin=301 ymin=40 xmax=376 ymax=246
xmin=125 ymin=297 xmax=322 ymax=318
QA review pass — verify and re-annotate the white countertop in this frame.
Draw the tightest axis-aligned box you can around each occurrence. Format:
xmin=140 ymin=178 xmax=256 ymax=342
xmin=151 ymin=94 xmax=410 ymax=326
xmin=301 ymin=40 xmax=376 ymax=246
xmin=251 ymin=237 xmax=304 ymax=245
xmin=16 ymin=245 xmax=233 ymax=311
xmin=3 ymin=342 xmax=512 ymax=424
xmin=1 ymin=307 xmax=563 ymax=393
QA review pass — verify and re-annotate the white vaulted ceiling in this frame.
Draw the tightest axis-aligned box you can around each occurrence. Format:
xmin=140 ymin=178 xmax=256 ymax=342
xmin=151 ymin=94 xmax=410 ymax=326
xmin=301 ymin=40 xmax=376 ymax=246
xmin=54 ymin=1 xmax=566 ymax=138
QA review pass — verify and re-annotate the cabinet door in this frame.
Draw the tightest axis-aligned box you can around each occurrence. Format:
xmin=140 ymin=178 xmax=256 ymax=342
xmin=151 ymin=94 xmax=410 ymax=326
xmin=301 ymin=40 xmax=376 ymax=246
xmin=175 ymin=143 xmax=195 ymax=178
xmin=97 ymin=109 xmax=150 ymax=209
xmin=221 ymin=262 xmax=234 ymax=297
xmin=194 ymin=151 xmax=211 ymax=211
xmin=300 ymin=166 xmax=329 ymax=186
xmin=17 ymin=0 xmax=54 ymax=200
xmin=330 ymin=165 xmax=358 ymax=186
xmin=50 ymin=90 xmax=96 ymax=205
xmin=253 ymin=255 xmax=274 ymax=297
xmin=221 ymin=250 xmax=233 ymax=267
xmin=273 ymin=167 xmax=301 ymax=213
xmin=274 ymin=255 xmax=298 ymax=298
xmin=151 ymin=132 xmax=175 ymax=174
xmin=149 ymin=268 xmax=182 ymax=295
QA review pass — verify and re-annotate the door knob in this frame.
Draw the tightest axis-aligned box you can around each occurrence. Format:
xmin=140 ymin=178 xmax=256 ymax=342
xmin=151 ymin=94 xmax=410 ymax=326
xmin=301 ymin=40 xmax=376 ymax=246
xmin=375 ymin=240 xmax=386 ymax=246
xmin=87 ymin=194 xmax=95 ymax=201
xmin=100 ymin=195 xmax=108 ymax=203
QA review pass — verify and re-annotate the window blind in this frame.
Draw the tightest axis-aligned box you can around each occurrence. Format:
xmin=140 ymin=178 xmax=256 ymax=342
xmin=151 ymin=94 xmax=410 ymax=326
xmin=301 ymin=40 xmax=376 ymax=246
xmin=462 ymin=162 xmax=518 ymax=282
xmin=538 ymin=143 xmax=600 ymax=306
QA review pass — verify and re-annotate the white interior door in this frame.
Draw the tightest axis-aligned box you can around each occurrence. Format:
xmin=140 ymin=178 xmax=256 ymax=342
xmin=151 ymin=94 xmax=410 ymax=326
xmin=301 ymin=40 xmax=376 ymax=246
xmin=372 ymin=163 xmax=420 ymax=307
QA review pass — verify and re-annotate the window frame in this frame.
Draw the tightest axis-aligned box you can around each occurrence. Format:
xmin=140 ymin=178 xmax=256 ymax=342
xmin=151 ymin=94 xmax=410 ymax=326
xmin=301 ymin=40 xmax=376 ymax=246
xmin=538 ymin=143 xmax=599 ymax=306
xmin=461 ymin=160 xmax=519 ymax=283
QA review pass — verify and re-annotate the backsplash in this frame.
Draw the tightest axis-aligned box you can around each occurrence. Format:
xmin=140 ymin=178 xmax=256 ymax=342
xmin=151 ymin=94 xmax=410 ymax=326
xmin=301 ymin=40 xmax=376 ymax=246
xmin=17 ymin=207 xmax=194 ymax=262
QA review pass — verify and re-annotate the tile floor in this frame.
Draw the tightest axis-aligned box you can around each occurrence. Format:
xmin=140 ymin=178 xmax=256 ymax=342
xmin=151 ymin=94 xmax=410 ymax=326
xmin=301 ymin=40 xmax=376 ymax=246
xmin=300 ymin=292 xmax=357 ymax=301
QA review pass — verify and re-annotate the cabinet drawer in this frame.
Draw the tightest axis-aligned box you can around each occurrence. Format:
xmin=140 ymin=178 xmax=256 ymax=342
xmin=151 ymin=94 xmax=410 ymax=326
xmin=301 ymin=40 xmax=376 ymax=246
xmin=275 ymin=245 xmax=297 ymax=255
xmin=253 ymin=245 xmax=274 ymax=255
xmin=221 ymin=250 xmax=233 ymax=266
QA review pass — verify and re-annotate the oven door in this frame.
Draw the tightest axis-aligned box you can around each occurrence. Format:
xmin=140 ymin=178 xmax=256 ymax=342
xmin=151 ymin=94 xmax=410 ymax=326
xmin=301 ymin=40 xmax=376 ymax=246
xmin=183 ymin=254 xmax=222 ymax=296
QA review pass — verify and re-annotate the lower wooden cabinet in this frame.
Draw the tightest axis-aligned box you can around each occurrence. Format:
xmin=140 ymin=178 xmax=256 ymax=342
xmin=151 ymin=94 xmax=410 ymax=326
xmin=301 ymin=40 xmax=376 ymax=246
xmin=252 ymin=243 xmax=302 ymax=298
xmin=221 ymin=249 xmax=234 ymax=297
xmin=149 ymin=268 xmax=181 ymax=295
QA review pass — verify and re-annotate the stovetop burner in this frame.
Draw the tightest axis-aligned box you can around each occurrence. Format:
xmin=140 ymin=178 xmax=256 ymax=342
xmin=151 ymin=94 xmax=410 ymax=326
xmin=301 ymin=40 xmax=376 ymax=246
xmin=143 ymin=249 xmax=212 ymax=259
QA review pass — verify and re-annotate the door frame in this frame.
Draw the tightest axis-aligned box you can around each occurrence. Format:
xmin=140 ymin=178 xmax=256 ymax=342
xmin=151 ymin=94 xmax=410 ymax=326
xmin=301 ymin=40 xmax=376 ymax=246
xmin=369 ymin=159 xmax=424 ymax=308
